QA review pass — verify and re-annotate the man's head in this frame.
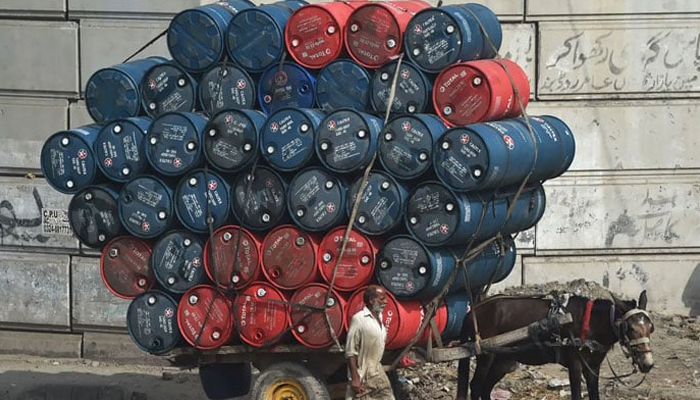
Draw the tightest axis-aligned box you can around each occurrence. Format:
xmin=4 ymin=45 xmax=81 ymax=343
xmin=363 ymin=285 xmax=388 ymax=315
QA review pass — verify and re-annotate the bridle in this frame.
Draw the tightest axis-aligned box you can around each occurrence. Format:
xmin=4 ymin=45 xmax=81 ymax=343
xmin=614 ymin=307 xmax=654 ymax=359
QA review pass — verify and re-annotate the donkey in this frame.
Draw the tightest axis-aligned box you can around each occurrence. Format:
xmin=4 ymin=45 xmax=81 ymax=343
xmin=456 ymin=291 xmax=654 ymax=400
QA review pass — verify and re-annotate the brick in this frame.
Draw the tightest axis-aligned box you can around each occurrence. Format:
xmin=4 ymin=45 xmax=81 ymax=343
xmin=528 ymin=0 xmax=700 ymax=19
xmin=0 ymin=20 xmax=78 ymax=96
xmin=68 ymin=0 xmax=208 ymax=19
xmin=71 ymin=257 xmax=130 ymax=330
xmin=0 ymin=330 xmax=81 ymax=357
xmin=0 ymin=0 xmax=65 ymax=18
xmin=69 ymin=101 xmax=95 ymax=128
xmin=82 ymin=332 xmax=173 ymax=366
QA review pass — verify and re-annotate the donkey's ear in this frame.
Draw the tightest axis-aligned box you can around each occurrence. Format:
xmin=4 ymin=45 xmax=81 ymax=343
xmin=638 ymin=290 xmax=648 ymax=310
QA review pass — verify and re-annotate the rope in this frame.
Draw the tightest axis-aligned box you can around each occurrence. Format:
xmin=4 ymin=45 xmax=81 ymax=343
xmin=121 ymin=29 xmax=168 ymax=64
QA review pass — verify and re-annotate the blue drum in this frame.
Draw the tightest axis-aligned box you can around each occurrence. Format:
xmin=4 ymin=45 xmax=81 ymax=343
xmin=151 ymin=230 xmax=207 ymax=294
xmin=198 ymin=63 xmax=256 ymax=114
xmin=40 ymin=125 xmax=103 ymax=194
xmin=230 ymin=166 xmax=288 ymax=231
xmin=118 ymin=175 xmax=174 ymax=239
xmin=203 ymin=109 xmax=267 ymax=173
xmin=347 ymin=170 xmax=408 ymax=236
xmin=370 ymin=60 xmax=433 ymax=115
xmin=174 ymin=169 xmax=231 ymax=234
xmin=315 ymin=59 xmax=371 ymax=112
xmin=94 ymin=117 xmax=151 ymax=183
xmin=260 ymin=108 xmax=324 ymax=172
xmin=68 ymin=185 xmax=123 ymax=249
xmin=146 ymin=112 xmax=208 ymax=177
xmin=315 ymin=109 xmax=383 ymax=174
xmin=287 ymin=167 xmax=347 ymax=232
xmin=258 ymin=61 xmax=316 ymax=115
xmin=141 ymin=61 xmax=197 ymax=118
xmin=126 ymin=290 xmax=181 ymax=355
xmin=379 ymin=114 xmax=447 ymax=180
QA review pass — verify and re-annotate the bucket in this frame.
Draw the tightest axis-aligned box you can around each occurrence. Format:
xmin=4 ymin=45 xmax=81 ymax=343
xmin=378 ymin=114 xmax=447 ymax=180
xmin=347 ymin=171 xmax=408 ymax=236
xmin=151 ymin=230 xmax=206 ymax=294
xmin=285 ymin=1 xmax=367 ymax=69
xmin=404 ymin=4 xmax=502 ymax=73
xmin=85 ymin=57 xmax=168 ymax=123
xmin=145 ymin=112 xmax=209 ymax=177
xmin=289 ymin=283 xmax=346 ymax=348
xmin=178 ymin=285 xmax=234 ymax=350
xmin=126 ymin=290 xmax=181 ymax=355
xmin=204 ymin=224 xmax=262 ymax=290
xmin=68 ymin=185 xmax=123 ymax=249
xmin=227 ymin=0 xmax=308 ymax=73
xmin=198 ymin=63 xmax=256 ymax=114
xmin=433 ymin=59 xmax=529 ymax=127
xmin=234 ymin=281 xmax=289 ymax=347
xmin=203 ymin=109 xmax=267 ymax=174
xmin=94 ymin=117 xmax=151 ymax=183
xmin=261 ymin=225 xmax=320 ymax=290
xmin=167 ymin=0 xmax=255 ymax=73
xmin=230 ymin=166 xmax=288 ymax=232
xmin=40 ymin=125 xmax=103 ymax=194
xmin=442 ymin=291 xmax=470 ymax=341
xmin=315 ymin=59 xmax=371 ymax=112
xmin=118 ymin=175 xmax=174 ymax=239
xmin=258 ymin=62 xmax=316 ymax=115
xmin=369 ymin=60 xmax=433 ymax=115
xmin=141 ymin=61 xmax=198 ymax=118
xmin=345 ymin=0 xmax=431 ymax=69
xmin=345 ymin=287 xmax=446 ymax=350
xmin=450 ymin=235 xmax=517 ymax=291
xmin=174 ymin=169 xmax=231 ymax=234
xmin=376 ymin=235 xmax=457 ymax=301
xmin=405 ymin=181 xmax=508 ymax=247
xmin=315 ymin=108 xmax=383 ymax=174
xmin=317 ymin=226 xmax=375 ymax=292
xmin=287 ymin=167 xmax=347 ymax=232
xmin=100 ymin=236 xmax=154 ymax=299
xmin=260 ymin=107 xmax=325 ymax=172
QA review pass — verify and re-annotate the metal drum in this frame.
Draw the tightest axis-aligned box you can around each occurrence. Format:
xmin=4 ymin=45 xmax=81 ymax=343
xmin=527 ymin=115 xmax=577 ymax=183
xmin=287 ymin=167 xmax=347 ymax=232
xmin=404 ymin=4 xmax=502 ymax=73
xmin=227 ymin=0 xmax=308 ymax=73
xmin=126 ymin=290 xmax=181 ymax=355
xmin=369 ymin=60 xmax=433 ymax=115
xmin=260 ymin=107 xmax=324 ymax=172
xmin=442 ymin=291 xmax=470 ymax=341
xmin=501 ymin=184 xmax=546 ymax=234
xmin=433 ymin=59 xmax=530 ymax=127
xmin=198 ymin=63 xmax=256 ymax=114
xmin=68 ymin=185 xmax=122 ymax=249
xmin=204 ymin=224 xmax=262 ymax=290
xmin=345 ymin=0 xmax=430 ymax=69
xmin=378 ymin=114 xmax=447 ymax=180
xmin=315 ymin=59 xmax=371 ymax=112
xmin=174 ymin=169 xmax=231 ymax=234
xmin=345 ymin=287 xmax=446 ymax=349
xmin=450 ymin=235 xmax=517 ymax=291
xmin=203 ymin=109 xmax=266 ymax=174
xmin=315 ymin=109 xmax=383 ymax=174
xmin=347 ymin=171 xmax=408 ymax=236
xmin=167 ymin=0 xmax=255 ymax=73
xmin=118 ymin=175 xmax=174 ymax=239
xmin=405 ymin=181 xmax=508 ymax=247
xmin=177 ymin=285 xmax=234 ymax=350
xmin=258 ymin=62 xmax=316 ymax=115
xmin=141 ymin=61 xmax=197 ymax=118
xmin=376 ymin=235 xmax=457 ymax=301
xmin=100 ymin=236 xmax=154 ymax=299
xmin=230 ymin=166 xmax=288 ymax=232
xmin=261 ymin=225 xmax=319 ymax=290
xmin=433 ymin=119 xmax=541 ymax=193
xmin=285 ymin=1 xmax=367 ymax=69
xmin=94 ymin=117 xmax=151 ymax=183
xmin=234 ymin=281 xmax=289 ymax=347
xmin=289 ymin=283 xmax=346 ymax=348
xmin=85 ymin=57 xmax=168 ymax=123
xmin=40 ymin=125 xmax=103 ymax=194
xmin=317 ymin=226 xmax=375 ymax=292
xmin=151 ymin=230 xmax=206 ymax=294
xmin=146 ymin=112 xmax=208 ymax=177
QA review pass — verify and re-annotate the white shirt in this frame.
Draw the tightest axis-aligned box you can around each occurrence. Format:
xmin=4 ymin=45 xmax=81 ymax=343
xmin=345 ymin=306 xmax=393 ymax=400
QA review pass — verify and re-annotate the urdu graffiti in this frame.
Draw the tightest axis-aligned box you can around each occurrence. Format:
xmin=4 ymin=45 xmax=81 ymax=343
xmin=540 ymin=25 xmax=700 ymax=95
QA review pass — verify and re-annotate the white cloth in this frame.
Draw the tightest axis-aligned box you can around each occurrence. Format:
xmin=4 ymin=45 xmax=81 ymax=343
xmin=345 ymin=307 xmax=394 ymax=400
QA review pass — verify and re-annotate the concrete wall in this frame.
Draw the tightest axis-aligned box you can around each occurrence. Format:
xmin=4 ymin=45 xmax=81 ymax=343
xmin=0 ymin=1 xmax=699 ymax=355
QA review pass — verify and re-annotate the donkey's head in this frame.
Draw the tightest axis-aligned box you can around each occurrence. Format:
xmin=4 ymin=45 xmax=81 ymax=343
xmin=613 ymin=290 xmax=655 ymax=373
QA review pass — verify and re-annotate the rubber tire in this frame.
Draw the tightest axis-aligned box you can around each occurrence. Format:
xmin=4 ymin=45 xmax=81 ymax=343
xmin=250 ymin=362 xmax=331 ymax=400
xmin=199 ymin=362 xmax=252 ymax=399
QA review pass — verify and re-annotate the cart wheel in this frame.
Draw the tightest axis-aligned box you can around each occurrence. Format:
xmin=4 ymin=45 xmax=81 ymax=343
xmin=199 ymin=362 xmax=251 ymax=399
xmin=250 ymin=362 xmax=331 ymax=400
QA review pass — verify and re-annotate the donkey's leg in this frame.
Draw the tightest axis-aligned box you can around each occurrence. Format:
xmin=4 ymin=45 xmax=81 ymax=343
xmin=581 ymin=355 xmax=604 ymax=400
xmin=477 ymin=358 xmax=517 ymax=400
xmin=456 ymin=357 xmax=471 ymax=400
xmin=470 ymin=354 xmax=493 ymax=400
xmin=567 ymin=357 xmax=584 ymax=400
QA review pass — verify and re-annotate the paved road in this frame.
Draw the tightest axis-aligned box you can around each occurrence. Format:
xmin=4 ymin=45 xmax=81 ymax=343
xmin=0 ymin=355 xmax=250 ymax=400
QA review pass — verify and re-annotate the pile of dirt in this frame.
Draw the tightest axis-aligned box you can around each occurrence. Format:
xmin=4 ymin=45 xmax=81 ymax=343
xmin=395 ymin=280 xmax=700 ymax=400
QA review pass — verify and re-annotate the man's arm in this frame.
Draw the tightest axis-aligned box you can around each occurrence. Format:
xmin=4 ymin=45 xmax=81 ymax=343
xmin=348 ymin=355 xmax=363 ymax=394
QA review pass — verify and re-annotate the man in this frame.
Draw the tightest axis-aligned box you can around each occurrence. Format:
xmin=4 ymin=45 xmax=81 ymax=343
xmin=345 ymin=285 xmax=395 ymax=400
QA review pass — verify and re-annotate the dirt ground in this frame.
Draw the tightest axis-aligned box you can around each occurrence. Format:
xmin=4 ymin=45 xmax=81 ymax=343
xmin=0 ymin=280 xmax=698 ymax=400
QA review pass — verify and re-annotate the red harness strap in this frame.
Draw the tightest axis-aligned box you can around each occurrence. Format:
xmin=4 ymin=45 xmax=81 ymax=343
xmin=580 ymin=300 xmax=594 ymax=340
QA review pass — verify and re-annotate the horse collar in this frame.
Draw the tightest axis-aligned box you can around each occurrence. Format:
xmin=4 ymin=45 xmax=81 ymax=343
xmin=579 ymin=299 xmax=594 ymax=340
